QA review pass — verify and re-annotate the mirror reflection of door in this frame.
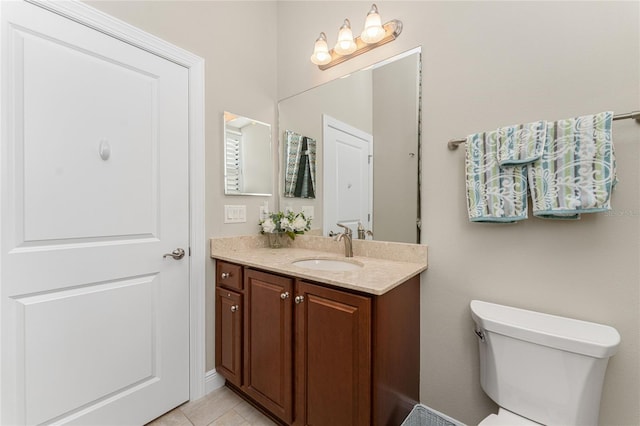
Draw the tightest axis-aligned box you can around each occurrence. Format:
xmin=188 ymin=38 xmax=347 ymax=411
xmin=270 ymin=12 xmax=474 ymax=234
xmin=323 ymin=115 xmax=373 ymax=237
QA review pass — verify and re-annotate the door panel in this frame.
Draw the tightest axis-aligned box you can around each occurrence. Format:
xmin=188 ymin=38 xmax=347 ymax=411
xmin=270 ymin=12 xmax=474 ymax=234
xmin=17 ymin=276 xmax=157 ymax=425
xmin=295 ymin=281 xmax=371 ymax=426
xmin=21 ymin=29 xmax=157 ymax=242
xmin=1 ymin=2 xmax=190 ymax=424
xmin=336 ymin=142 xmax=367 ymax=231
xmin=244 ymin=269 xmax=293 ymax=424
xmin=216 ymin=288 xmax=243 ymax=387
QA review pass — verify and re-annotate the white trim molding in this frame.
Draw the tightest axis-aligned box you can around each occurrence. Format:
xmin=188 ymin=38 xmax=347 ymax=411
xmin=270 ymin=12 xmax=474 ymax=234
xmin=205 ymin=369 xmax=226 ymax=395
xmin=25 ymin=0 xmax=207 ymax=402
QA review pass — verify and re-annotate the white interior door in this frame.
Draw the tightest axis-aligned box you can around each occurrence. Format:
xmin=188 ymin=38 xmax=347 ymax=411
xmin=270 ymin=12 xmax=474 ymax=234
xmin=1 ymin=2 xmax=190 ymax=424
xmin=323 ymin=115 xmax=373 ymax=237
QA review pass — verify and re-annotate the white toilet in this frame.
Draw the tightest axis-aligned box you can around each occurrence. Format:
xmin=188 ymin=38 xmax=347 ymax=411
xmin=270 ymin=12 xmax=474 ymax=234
xmin=470 ymin=300 xmax=620 ymax=426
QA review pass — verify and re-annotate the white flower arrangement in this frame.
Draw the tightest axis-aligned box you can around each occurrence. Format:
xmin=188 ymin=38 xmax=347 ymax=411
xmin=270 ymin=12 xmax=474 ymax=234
xmin=259 ymin=210 xmax=312 ymax=240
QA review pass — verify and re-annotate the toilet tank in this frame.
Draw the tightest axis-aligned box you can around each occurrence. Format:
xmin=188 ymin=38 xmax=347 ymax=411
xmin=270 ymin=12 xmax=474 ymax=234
xmin=470 ymin=300 xmax=620 ymax=426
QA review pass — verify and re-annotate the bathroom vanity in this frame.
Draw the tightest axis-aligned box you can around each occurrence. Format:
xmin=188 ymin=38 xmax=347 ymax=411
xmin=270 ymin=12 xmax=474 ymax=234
xmin=211 ymin=235 xmax=427 ymax=426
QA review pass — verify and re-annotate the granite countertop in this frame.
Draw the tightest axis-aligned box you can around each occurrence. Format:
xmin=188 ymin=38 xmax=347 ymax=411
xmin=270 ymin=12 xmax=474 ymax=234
xmin=210 ymin=235 xmax=428 ymax=296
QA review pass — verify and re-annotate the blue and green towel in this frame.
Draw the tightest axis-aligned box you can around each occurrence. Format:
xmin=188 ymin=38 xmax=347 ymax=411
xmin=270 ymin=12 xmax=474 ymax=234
xmin=496 ymin=120 xmax=547 ymax=166
xmin=465 ymin=111 xmax=616 ymax=222
xmin=465 ymin=130 xmax=529 ymax=222
xmin=529 ymin=111 xmax=616 ymax=219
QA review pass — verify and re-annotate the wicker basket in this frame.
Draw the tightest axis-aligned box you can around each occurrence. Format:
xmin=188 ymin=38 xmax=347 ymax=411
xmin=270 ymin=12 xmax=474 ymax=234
xmin=401 ymin=404 xmax=466 ymax=426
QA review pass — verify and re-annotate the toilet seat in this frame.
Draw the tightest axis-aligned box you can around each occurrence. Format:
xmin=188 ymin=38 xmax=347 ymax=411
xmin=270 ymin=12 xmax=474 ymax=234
xmin=478 ymin=409 xmax=542 ymax=426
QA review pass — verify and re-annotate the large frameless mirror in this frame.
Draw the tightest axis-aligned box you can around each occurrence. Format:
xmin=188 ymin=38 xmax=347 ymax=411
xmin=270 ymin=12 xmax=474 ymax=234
xmin=278 ymin=48 xmax=422 ymax=243
xmin=223 ymin=112 xmax=273 ymax=196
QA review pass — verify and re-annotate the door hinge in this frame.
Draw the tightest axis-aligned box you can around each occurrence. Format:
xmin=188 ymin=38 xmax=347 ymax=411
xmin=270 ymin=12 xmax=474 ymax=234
xmin=368 ymin=154 xmax=372 ymax=164
xmin=189 ymin=247 xmax=191 ymax=257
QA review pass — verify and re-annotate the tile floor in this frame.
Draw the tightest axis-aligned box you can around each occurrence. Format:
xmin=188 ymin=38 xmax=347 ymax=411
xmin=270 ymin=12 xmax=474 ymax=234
xmin=147 ymin=386 xmax=278 ymax=426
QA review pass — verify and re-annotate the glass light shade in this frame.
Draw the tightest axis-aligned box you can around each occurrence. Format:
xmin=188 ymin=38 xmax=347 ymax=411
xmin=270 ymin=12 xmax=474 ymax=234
xmin=361 ymin=4 xmax=385 ymax=44
xmin=334 ymin=19 xmax=357 ymax=55
xmin=310 ymin=32 xmax=331 ymax=65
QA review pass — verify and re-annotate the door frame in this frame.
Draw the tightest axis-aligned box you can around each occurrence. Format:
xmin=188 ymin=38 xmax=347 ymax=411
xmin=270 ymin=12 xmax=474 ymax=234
xmin=9 ymin=0 xmax=208 ymax=401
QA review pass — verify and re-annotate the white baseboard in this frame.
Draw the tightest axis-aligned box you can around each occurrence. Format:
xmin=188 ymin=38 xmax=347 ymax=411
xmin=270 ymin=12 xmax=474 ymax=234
xmin=205 ymin=369 xmax=226 ymax=395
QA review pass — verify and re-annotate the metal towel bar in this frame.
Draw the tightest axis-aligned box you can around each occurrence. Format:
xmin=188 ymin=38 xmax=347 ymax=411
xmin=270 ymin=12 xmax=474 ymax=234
xmin=447 ymin=110 xmax=640 ymax=150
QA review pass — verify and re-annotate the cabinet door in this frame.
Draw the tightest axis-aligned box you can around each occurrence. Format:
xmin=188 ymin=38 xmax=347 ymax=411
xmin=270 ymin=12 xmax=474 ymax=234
xmin=215 ymin=288 xmax=242 ymax=387
xmin=244 ymin=269 xmax=294 ymax=424
xmin=295 ymin=281 xmax=372 ymax=426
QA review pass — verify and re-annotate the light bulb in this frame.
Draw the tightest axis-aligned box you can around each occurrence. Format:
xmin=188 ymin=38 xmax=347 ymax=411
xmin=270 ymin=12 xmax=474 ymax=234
xmin=310 ymin=32 xmax=331 ymax=65
xmin=361 ymin=4 xmax=385 ymax=44
xmin=334 ymin=19 xmax=356 ymax=55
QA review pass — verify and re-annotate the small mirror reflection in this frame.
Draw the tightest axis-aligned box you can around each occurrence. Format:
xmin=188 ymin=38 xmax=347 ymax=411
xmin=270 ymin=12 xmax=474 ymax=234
xmin=223 ymin=112 xmax=273 ymax=196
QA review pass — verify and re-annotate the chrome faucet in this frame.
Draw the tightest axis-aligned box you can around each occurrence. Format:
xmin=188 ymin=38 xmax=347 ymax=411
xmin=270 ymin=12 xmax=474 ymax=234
xmin=357 ymin=221 xmax=373 ymax=240
xmin=335 ymin=223 xmax=353 ymax=258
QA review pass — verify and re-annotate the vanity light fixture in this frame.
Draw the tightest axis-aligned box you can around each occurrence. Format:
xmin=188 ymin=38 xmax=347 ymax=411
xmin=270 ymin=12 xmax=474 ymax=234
xmin=310 ymin=4 xmax=402 ymax=71
xmin=361 ymin=4 xmax=385 ymax=43
xmin=334 ymin=19 xmax=357 ymax=55
xmin=310 ymin=32 xmax=331 ymax=66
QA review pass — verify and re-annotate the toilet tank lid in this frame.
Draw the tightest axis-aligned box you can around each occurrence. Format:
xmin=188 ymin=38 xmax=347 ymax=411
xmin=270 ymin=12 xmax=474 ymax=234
xmin=470 ymin=300 xmax=620 ymax=358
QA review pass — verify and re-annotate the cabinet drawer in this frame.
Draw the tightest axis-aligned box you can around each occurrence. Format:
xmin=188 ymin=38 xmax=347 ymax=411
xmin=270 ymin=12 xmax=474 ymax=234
xmin=217 ymin=260 xmax=242 ymax=290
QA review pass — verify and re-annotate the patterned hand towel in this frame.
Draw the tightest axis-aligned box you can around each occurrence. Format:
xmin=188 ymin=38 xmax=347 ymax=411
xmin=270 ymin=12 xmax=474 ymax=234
xmin=293 ymin=137 xmax=316 ymax=198
xmin=528 ymin=111 xmax=616 ymax=219
xmin=284 ymin=131 xmax=317 ymax=198
xmin=496 ymin=120 xmax=547 ymax=166
xmin=465 ymin=130 xmax=528 ymax=222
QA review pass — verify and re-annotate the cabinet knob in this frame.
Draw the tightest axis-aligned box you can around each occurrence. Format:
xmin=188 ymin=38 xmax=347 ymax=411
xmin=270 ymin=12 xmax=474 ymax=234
xmin=221 ymin=272 xmax=231 ymax=279
xmin=294 ymin=295 xmax=305 ymax=304
xmin=280 ymin=292 xmax=290 ymax=300
xmin=230 ymin=305 xmax=239 ymax=313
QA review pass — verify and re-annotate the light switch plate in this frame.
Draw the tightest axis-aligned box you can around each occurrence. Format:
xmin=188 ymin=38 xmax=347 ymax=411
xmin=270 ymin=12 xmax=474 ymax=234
xmin=224 ymin=205 xmax=247 ymax=223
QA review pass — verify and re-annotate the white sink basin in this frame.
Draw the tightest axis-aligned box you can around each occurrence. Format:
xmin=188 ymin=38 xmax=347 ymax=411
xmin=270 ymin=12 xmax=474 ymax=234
xmin=292 ymin=258 xmax=363 ymax=272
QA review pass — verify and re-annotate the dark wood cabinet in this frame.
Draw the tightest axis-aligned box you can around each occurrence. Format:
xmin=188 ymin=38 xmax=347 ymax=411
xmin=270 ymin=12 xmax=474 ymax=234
xmin=372 ymin=274 xmax=421 ymax=426
xmin=214 ymin=260 xmax=420 ymax=426
xmin=243 ymin=269 xmax=294 ymax=424
xmin=294 ymin=280 xmax=371 ymax=426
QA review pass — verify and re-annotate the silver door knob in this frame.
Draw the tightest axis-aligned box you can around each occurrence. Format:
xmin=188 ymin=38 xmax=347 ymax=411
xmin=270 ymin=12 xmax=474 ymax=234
xmin=163 ymin=248 xmax=185 ymax=260
xmin=294 ymin=295 xmax=304 ymax=304
xmin=221 ymin=272 xmax=231 ymax=279
xmin=230 ymin=305 xmax=239 ymax=313
xmin=281 ymin=292 xmax=290 ymax=300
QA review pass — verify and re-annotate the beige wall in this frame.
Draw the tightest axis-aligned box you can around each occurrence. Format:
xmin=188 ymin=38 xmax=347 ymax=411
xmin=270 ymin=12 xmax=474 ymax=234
xmin=86 ymin=0 xmax=279 ymax=372
xmin=278 ymin=1 xmax=640 ymax=425
xmin=85 ymin=1 xmax=639 ymax=425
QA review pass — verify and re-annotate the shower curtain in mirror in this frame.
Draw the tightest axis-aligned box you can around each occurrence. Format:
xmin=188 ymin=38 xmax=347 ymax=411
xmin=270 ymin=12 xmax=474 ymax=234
xmin=284 ymin=130 xmax=316 ymax=198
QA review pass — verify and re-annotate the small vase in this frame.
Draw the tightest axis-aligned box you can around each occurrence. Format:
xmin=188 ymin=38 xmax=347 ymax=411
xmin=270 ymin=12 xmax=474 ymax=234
xmin=267 ymin=232 xmax=286 ymax=248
